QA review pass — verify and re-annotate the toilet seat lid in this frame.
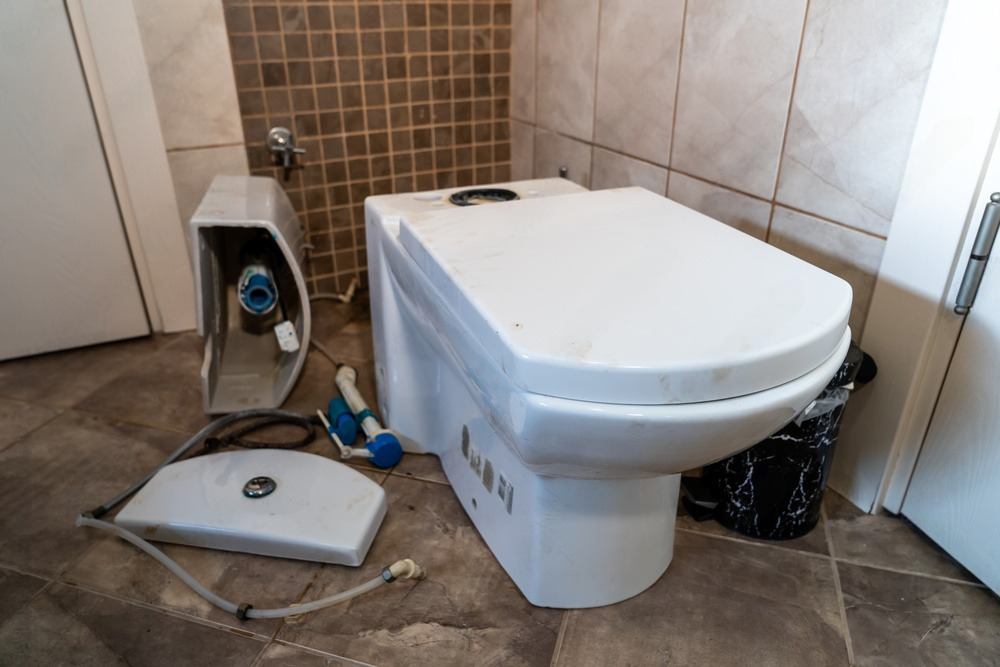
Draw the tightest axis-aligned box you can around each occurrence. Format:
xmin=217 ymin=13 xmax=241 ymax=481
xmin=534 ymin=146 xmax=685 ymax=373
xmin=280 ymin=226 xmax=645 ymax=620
xmin=399 ymin=187 xmax=852 ymax=404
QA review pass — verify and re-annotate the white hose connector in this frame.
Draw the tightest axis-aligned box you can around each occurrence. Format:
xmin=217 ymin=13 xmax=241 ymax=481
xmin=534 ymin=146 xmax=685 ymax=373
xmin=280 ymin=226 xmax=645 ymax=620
xmin=76 ymin=515 xmax=424 ymax=621
xmin=388 ymin=558 xmax=427 ymax=581
xmin=309 ymin=278 xmax=359 ymax=305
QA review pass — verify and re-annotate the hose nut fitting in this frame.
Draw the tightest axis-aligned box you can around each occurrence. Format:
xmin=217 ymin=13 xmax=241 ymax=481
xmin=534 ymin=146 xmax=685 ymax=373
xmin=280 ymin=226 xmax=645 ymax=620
xmin=388 ymin=558 xmax=427 ymax=581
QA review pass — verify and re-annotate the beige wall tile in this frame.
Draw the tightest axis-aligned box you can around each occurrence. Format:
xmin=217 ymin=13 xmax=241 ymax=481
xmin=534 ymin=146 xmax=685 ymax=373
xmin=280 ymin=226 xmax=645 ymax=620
xmin=667 ymin=171 xmax=771 ymax=240
xmin=167 ymin=146 xmax=249 ymax=226
xmin=536 ymin=0 xmax=600 ymax=141
xmin=776 ymin=0 xmax=947 ymax=236
xmin=594 ymin=0 xmax=684 ymax=166
xmin=511 ymin=120 xmax=535 ymax=181
xmin=511 ymin=0 xmax=536 ymax=122
xmin=591 ymin=148 xmax=667 ymax=194
xmin=672 ymin=0 xmax=806 ymax=199
xmin=534 ymin=128 xmax=592 ymax=187
xmin=769 ymin=206 xmax=885 ymax=337
xmin=133 ymin=0 xmax=244 ymax=150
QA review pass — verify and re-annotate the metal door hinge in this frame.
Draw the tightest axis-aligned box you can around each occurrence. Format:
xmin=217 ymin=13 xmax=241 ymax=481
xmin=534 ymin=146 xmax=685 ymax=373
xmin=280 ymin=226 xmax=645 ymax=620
xmin=955 ymin=192 xmax=1000 ymax=315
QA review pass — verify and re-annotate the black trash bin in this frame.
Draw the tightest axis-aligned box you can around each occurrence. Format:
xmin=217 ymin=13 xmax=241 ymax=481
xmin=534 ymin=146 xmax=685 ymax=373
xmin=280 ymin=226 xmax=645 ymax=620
xmin=690 ymin=343 xmax=873 ymax=540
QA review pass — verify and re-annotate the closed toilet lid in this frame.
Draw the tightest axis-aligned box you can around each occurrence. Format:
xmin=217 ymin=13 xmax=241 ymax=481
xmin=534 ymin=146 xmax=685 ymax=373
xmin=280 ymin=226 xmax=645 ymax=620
xmin=398 ymin=187 xmax=852 ymax=404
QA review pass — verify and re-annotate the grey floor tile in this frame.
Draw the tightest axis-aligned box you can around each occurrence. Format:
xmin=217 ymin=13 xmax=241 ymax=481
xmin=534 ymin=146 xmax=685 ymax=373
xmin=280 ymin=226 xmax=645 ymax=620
xmin=0 ymin=567 xmax=47 ymax=629
xmin=0 ymin=334 xmax=178 ymax=409
xmin=389 ymin=452 xmax=448 ymax=485
xmin=0 ymin=582 xmax=266 ymax=666
xmin=554 ymin=530 xmax=849 ymax=667
xmin=0 ymin=411 xmax=181 ymax=576
xmin=64 ymin=536 xmax=321 ymax=638
xmin=310 ymin=293 xmax=369 ymax=340
xmin=73 ymin=333 xmax=211 ymax=435
xmin=308 ymin=296 xmax=374 ymax=371
xmin=675 ymin=494 xmax=830 ymax=556
xmin=826 ymin=491 xmax=975 ymax=582
xmin=256 ymin=641 xmax=371 ymax=666
xmin=840 ymin=562 xmax=1000 ymax=666
xmin=277 ymin=475 xmax=564 ymax=666
xmin=0 ymin=397 xmax=60 ymax=452
xmin=320 ymin=319 xmax=375 ymax=366
xmin=62 ymin=421 xmax=388 ymax=635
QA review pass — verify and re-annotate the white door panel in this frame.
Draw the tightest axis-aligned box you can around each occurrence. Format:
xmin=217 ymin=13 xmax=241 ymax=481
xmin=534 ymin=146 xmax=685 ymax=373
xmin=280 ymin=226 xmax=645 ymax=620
xmin=902 ymin=168 xmax=1000 ymax=594
xmin=0 ymin=0 xmax=149 ymax=360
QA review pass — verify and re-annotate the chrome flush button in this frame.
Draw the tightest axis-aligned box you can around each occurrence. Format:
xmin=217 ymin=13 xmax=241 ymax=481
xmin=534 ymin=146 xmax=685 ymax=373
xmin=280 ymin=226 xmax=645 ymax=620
xmin=243 ymin=476 xmax=277 ymax=498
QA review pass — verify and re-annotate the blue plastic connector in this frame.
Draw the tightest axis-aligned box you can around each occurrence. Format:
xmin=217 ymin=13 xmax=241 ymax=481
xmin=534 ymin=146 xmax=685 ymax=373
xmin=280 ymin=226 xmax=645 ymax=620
xmin=366 ymin=432 xmax=403 ymax=468
xmin=327 ymin=397 xmax=358 ymax=444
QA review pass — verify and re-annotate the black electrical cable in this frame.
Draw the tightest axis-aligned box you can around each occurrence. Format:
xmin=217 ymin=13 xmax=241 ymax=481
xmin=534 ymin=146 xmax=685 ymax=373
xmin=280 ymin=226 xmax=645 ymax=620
xmin=198 ymin=413 xmax=319 ymax=455
xmin=83 ymin=409 xmax=320 ymax=520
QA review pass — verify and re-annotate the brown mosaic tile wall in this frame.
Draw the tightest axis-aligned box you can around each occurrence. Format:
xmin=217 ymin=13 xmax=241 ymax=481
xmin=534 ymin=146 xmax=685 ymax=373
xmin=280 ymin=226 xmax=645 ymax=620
xmin=222 ymin=1 xmax=512 ymax=292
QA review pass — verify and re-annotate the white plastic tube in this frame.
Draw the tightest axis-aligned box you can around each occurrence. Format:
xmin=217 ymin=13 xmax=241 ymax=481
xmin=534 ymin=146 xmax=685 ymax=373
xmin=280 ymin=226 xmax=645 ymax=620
xmin=76 ymin=515 xmax=422 ymax=620
xmin=335 ymin=365 xmax=381 ymax=439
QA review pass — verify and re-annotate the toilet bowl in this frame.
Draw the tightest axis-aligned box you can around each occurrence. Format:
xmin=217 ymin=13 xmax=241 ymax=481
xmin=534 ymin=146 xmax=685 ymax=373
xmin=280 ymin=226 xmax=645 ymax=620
xmin=366 ymin=179 xmax=852 ymax=608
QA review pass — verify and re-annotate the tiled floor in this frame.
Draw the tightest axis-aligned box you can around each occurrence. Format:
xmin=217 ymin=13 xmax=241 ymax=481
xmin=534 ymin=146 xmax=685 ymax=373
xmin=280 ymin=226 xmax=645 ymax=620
xmin=1 ymin=300 xmax=998 ymax=666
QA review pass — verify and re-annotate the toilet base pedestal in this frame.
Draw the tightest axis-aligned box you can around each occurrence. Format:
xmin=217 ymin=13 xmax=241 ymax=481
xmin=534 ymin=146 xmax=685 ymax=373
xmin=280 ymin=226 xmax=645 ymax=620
xmin=388 ymin=348 xmax=681 ymax=608
xmin=436 ymin=430 xmax=680 ymax=609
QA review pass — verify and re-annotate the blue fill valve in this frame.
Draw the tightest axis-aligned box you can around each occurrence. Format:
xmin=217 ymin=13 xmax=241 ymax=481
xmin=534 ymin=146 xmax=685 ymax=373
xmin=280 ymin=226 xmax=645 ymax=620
xmin=327 ymin=397 xmax=358 ymax=444
xmin=366 ymin=432 xmax=403 ymax=468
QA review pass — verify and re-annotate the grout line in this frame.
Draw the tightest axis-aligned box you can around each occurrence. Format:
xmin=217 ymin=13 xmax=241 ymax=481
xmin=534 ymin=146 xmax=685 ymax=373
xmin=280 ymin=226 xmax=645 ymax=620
xmin=548 ymin=609 xmax=572 ymax=667
xmin=66 ymin=406 xmax=204 ymax=440
xmin=666 ymin=0 xmax=690 ymax=173
xmin=0 ymin=560 xmax=54 ymax=583
xmin=823 ymin=503 xmax=857 ymax=665
xmin=771 ymin=200 xmax=890 ymax=241
xmin=0 ymin=409 xmax=62 ymax=456
xmin=385 ymin=470 xmax=451 ymax=487
xmin=765 ymin=203 xmax=777 ymax=244
xmin=165 ymin=142 xmax=246 ymax=155
xmin=530 ymin=0 xmax=539 ymax=177
xmin=270 ymin=638 xmax=378 ymax=667
xmin=0 ymin=577 xmax=58 ymax=636
xmin=248 ymin=640 xmax=272 ymax=667
xmin=53 ymin=578 xmax=274 ymax=641
xmin=831 ymin=557 xmax=989 ymax=588
xmin=587 ymin=0 xmax=601 ymax=191
xmin=589 ymin=0 xmax=604 ymax=148
xmin=770 ymin=0 xmax=812 ymax=204
xmin=674 ymin=526 xmax=833 ymax=562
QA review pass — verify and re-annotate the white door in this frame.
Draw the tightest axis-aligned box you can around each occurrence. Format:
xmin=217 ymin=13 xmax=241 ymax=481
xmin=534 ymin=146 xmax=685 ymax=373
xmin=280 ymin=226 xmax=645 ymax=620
xmin=0 ymin=0 xmax=150 ymax=360
xmin=900 ymin=148 xmax=1000 ymax=594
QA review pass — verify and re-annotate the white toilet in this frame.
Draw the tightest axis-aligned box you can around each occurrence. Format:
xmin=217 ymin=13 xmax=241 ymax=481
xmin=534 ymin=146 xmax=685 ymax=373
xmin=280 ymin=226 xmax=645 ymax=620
xmin=366 ymin=179 xmax=852 ymax=608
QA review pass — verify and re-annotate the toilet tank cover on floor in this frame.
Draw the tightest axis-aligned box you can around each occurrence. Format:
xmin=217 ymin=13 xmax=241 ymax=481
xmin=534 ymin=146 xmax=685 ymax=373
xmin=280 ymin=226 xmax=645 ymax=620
xmin=398 ymin=187 xmax=852 ymax=404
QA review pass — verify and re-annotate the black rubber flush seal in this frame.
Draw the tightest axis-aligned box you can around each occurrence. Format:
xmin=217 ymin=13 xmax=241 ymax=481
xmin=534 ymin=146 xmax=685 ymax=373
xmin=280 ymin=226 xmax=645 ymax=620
xmin=448 ymin=188 xmax=519 ymax=206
